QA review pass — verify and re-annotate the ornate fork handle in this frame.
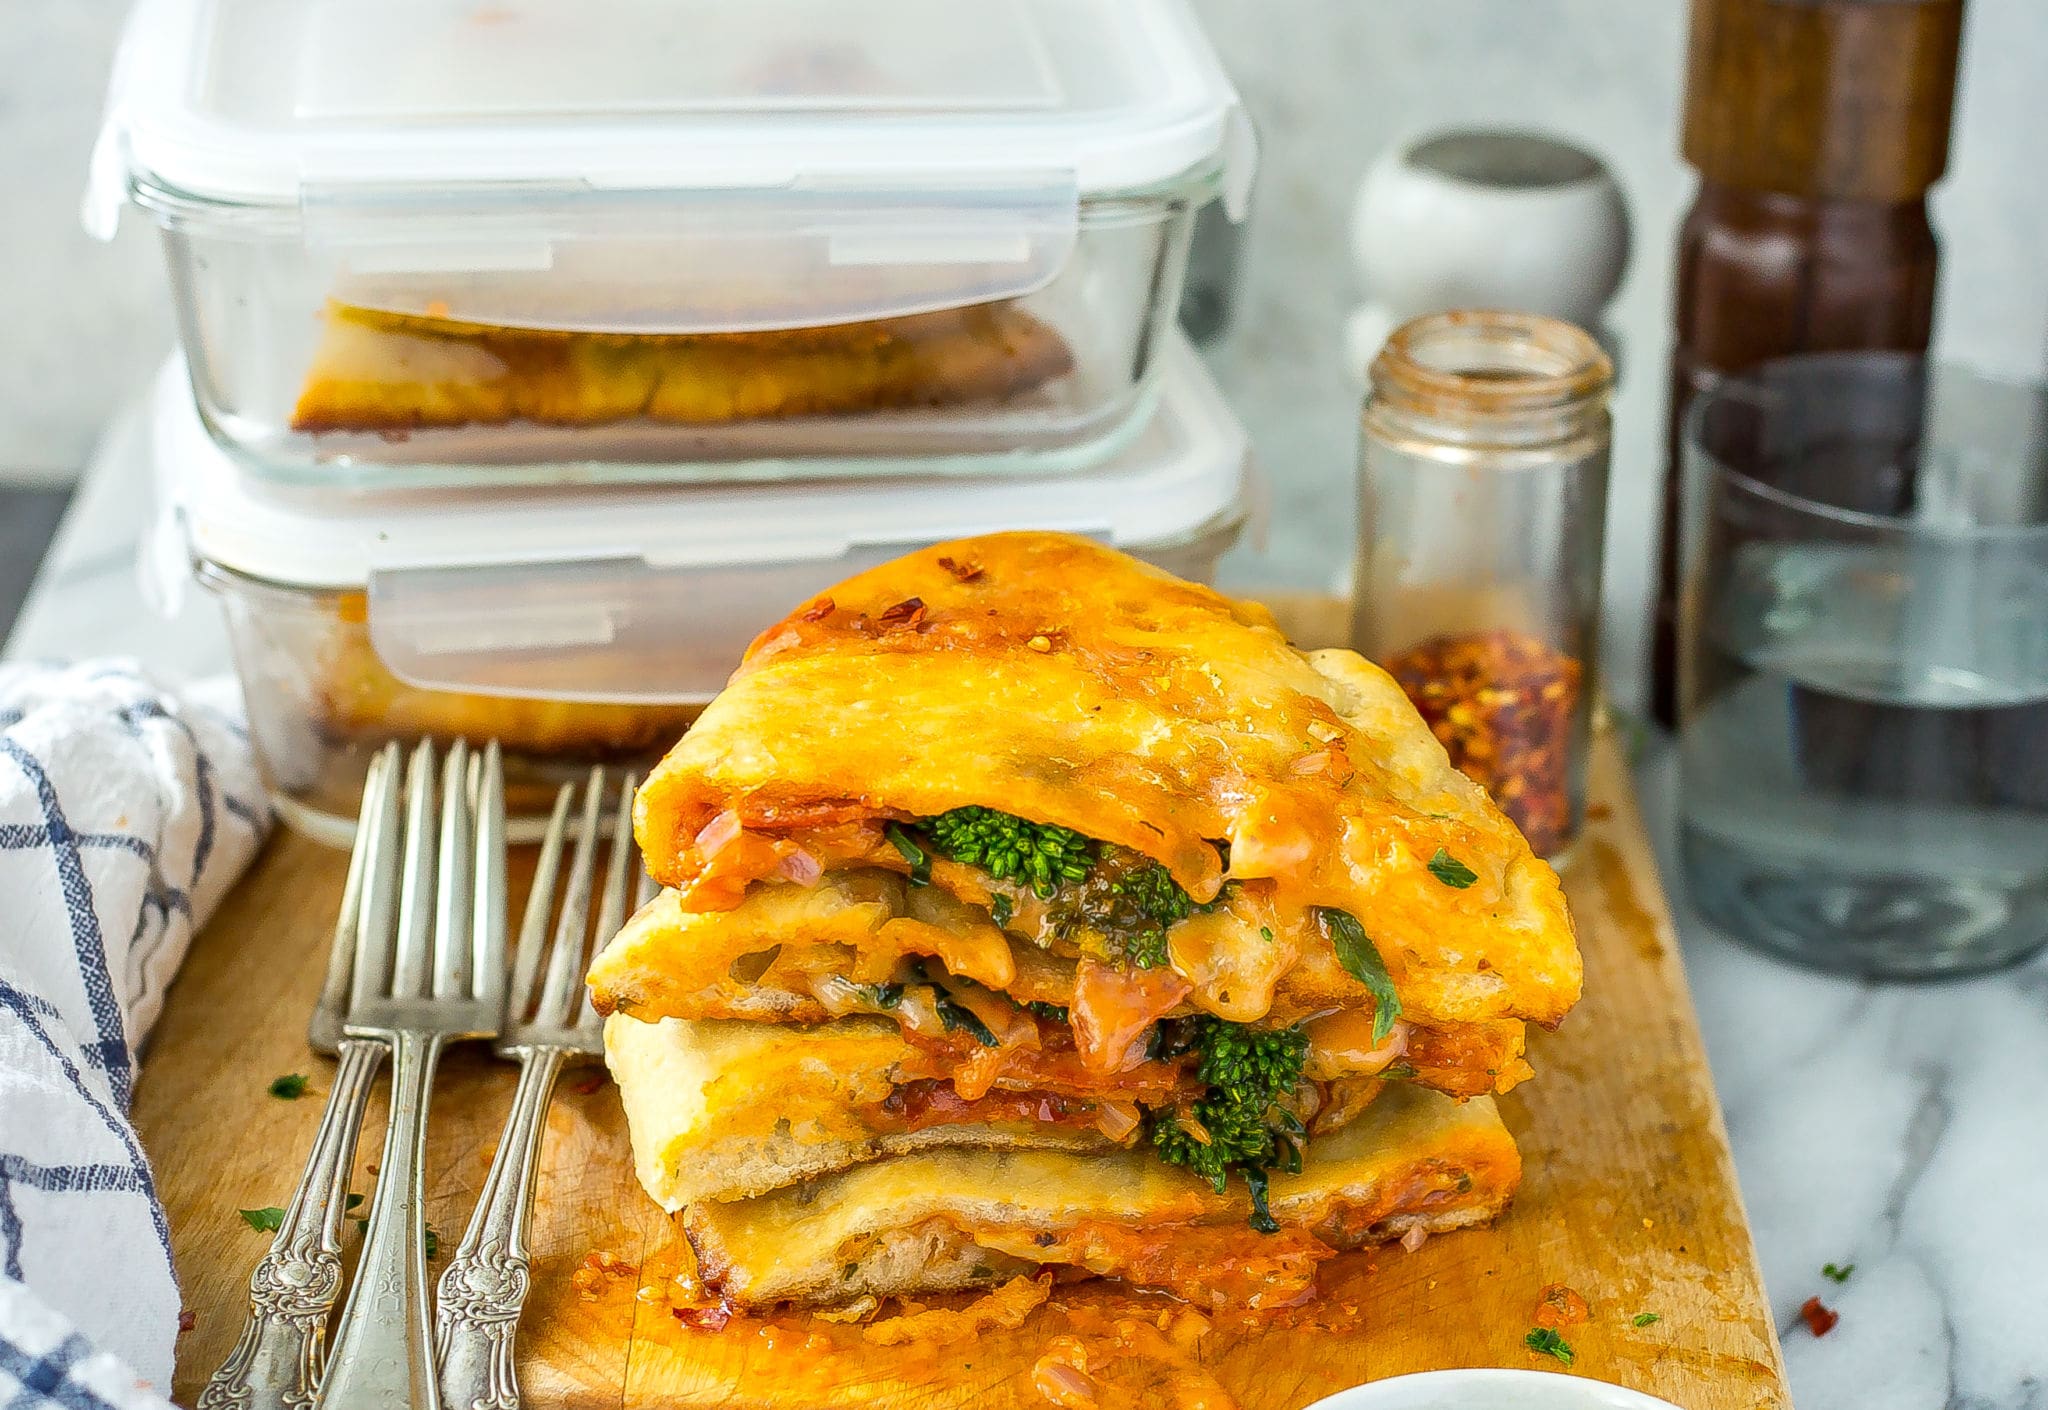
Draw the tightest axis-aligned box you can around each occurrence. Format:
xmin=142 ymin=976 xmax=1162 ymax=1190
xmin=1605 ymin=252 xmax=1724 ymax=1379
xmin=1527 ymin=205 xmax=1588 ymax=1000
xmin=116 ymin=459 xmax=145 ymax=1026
xmin=435 ymin=1045 xmax=570 ymax=1410
xmin=316 ymin=1028 xmax=448 ymax=1410
xmin=198 ymin=1039 xmax=384 ymax=1410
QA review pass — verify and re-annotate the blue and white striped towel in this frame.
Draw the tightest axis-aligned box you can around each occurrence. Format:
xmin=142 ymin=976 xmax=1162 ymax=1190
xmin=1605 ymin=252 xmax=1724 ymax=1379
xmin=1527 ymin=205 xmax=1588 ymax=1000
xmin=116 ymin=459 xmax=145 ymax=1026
xmin=0 ymin=661 xmax=269 ymax=1409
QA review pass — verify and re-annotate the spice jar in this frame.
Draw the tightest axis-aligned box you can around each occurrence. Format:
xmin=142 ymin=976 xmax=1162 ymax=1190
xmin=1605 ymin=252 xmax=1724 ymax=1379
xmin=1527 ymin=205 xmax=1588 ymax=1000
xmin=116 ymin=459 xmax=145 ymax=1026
xmin=1353 ymin=311 xmax=1614 ymax=858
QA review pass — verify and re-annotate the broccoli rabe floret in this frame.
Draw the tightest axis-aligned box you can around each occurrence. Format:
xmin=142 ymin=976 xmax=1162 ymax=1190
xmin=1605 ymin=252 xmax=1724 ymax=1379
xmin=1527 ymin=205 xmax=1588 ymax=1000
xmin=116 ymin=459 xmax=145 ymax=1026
xmin=915 ymin=808 xmax=1216 ymax=970
xmin=1150 ymin=1016 xmax=1310 ymax=1233
xmin=920 ymin=807 xmax=1094 ymax=898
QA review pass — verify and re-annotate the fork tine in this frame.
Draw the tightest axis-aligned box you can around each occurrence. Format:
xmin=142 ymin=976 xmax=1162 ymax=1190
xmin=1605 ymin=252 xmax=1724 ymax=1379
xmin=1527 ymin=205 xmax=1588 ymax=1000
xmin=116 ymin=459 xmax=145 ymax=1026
xmin=348 ymin=743 xmax=406 ymax=1013
xmin=579 ymin=771 xmax=640 ymax=1029
xmin=389 ymin=740 xmax=440 ymax=1000
xmin=471 ymin=741 xmax=507 ymax=1015
xmin=507 ymin=781 xmax=577 ymax=1027
xmin=432 ymin=739 xmax=474 ymax=1000
xmin=534 ymin=769 xmax=606 ymax=1028
xmin=314 ymin=747 xmax=387 ymax=1040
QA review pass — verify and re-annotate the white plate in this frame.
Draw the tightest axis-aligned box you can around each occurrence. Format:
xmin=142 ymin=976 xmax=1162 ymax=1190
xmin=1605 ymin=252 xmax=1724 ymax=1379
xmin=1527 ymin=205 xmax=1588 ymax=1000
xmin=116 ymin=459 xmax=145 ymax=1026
xmin=1303 ymin=1369 xmax=1686 ymax=1410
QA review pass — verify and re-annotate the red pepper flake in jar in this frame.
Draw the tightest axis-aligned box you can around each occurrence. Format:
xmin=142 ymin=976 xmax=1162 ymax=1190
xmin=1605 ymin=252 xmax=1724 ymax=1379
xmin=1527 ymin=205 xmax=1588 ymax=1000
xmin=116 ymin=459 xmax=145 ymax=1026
xmin=1383 ymin=630 xmax=1583 ymax=855
xmin=1799 ymin=1296 xmax=1839 ymax=1337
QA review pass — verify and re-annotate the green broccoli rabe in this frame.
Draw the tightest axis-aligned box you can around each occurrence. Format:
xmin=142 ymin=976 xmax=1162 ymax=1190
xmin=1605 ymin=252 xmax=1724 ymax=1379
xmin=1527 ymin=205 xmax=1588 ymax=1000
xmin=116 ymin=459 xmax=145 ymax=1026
xmin=920 ymin=807 xmax=1094 ymax=898
xmin=1150 ymin=1016 xmax=1310 ymax=1233
xmin=915 ymin=808 xmax=1215 ymax=969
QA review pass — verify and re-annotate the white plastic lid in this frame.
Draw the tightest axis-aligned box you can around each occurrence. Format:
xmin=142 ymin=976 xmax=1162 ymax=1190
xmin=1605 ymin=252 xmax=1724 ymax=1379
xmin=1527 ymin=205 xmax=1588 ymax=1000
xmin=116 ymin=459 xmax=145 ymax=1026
xmin=86 ymin=0 xmax=1254 ymax=238
xmin=148 ymin=333 xmax=1252 ymax=701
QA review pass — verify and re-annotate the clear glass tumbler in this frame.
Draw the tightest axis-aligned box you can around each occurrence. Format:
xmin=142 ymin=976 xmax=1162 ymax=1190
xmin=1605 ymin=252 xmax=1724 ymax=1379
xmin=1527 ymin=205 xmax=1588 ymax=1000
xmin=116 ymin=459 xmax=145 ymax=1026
xmin=1679 ymin=352 xmax=2048 ymax=977
xmin=1354 ymin=310 xmax=1613 ymax=859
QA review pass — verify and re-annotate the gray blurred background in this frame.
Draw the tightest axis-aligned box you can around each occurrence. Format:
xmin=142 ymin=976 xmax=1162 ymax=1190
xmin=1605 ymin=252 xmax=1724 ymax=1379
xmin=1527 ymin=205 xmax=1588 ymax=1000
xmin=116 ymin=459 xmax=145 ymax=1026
xmin=5 ymin=0 xmax=2046 ymax=713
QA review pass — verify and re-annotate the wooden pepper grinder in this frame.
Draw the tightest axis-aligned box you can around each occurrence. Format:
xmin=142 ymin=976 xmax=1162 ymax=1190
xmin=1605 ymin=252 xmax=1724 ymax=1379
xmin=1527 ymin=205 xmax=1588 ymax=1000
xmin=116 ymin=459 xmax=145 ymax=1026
xmin=1651 ymin=0 xmax=1965 ymax=726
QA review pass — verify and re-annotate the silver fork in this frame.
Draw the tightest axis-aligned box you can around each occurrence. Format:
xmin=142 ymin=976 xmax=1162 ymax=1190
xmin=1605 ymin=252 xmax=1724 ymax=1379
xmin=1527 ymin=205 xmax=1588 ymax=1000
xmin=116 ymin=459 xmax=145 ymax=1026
xmin=435 ymin=769 xmax=638 ymax=1410
xmin=199 ymin=745 xmax=400 ymax=1410
xmin=314 ymin=740 xmax=507 ymax=1410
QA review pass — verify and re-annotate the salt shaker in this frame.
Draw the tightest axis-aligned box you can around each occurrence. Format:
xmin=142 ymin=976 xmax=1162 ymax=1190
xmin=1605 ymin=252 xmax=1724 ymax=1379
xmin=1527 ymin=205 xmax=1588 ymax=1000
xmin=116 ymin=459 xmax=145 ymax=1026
xmin=1344 ymin=129 xmax=1629 ymax=384
xmin=1353 ymin=311 xmax=1615 ymax=858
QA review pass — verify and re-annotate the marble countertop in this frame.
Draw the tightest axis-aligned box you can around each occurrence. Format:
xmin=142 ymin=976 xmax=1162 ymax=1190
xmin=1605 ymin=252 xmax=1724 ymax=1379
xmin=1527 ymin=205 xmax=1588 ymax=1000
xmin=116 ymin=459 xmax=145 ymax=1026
xmin=11 ymin=398 xmax=2042 ymax=1410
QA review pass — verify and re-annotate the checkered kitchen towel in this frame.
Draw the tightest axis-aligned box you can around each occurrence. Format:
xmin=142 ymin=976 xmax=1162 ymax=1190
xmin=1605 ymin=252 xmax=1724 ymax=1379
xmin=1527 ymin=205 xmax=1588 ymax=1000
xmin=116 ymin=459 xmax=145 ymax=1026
xmin=0 ymin=661 xmax=268 ymax=1408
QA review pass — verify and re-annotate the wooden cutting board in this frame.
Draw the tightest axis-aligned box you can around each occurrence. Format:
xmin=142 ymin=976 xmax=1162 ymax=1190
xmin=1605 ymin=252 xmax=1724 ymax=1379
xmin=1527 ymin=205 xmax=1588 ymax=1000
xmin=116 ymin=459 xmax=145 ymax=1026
xmin=135 ymin=598 xmax=1790 ymax=1410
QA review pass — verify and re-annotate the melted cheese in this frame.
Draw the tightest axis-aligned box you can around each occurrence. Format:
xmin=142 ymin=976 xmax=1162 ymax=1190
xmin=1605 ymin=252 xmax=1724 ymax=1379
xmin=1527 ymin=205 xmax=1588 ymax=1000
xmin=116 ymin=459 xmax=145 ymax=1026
xmin=635 ymin=532 xmax=1580 ymax=1030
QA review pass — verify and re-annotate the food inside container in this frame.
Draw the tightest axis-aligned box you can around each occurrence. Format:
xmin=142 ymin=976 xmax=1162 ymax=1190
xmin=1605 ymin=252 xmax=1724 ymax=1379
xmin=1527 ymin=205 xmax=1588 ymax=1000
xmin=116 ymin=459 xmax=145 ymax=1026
xmin=88 ymin=0 xmax=1254 ymax=486
xmin=290 ymin=299 xmax=1073 ymax=438
xmin=145 ymin=334 xmax=1256 ymax=843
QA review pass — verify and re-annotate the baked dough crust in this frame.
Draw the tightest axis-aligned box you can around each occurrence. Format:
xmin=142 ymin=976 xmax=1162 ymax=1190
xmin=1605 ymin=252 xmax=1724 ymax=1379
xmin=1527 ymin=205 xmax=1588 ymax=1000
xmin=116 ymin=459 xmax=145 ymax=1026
xmin=291 ymin=300 xmax=1073 ymax=434
xmin=683 ymin=1081 xmax=1520 ymax=1308
xmin=636 ymin=532 xmax=1581 ymax=1031
xmin=606 ymin=1011 xmax=1402 ymax=1209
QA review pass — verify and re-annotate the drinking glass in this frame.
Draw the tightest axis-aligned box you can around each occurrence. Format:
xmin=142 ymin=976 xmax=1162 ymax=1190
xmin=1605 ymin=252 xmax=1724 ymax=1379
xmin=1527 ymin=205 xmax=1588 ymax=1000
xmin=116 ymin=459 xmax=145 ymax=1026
xmin=1679 ymin=352 xmax=2048 ymax=977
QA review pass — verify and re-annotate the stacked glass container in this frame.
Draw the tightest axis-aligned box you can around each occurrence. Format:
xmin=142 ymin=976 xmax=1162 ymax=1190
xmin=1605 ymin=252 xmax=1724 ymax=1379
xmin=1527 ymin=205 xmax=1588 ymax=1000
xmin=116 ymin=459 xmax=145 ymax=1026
xmin=92 ymin=0 xmax=1259 ymax=840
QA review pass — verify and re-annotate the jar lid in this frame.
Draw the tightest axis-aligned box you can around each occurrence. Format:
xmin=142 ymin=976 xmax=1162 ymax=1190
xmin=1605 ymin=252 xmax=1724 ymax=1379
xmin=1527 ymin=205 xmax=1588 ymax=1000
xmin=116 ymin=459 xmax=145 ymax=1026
xmin=152 ymin=332 xmax=1251 ymax=594
xmin=1681 ymin=0 xmax=1962 ymax=200
xmin=86 ymin=0 xmax=1254 ymax=237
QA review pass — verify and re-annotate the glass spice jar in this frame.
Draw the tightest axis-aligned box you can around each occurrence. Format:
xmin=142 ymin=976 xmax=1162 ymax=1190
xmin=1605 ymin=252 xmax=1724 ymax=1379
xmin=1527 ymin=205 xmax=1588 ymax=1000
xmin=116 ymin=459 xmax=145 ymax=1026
xmin=1353 ymin=310 xmax=1613 ymax=858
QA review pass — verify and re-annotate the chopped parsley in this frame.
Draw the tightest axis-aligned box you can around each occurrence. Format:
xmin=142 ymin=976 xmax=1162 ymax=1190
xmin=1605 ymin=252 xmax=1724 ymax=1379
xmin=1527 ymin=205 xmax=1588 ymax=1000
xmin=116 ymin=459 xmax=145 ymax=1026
xmin=1822 ymin=1262 xmax=1854 ymax=1284
xmin=885 ymin=824 xmax=931 ymax=886
xmin=267 ymin=1073 xmax=310 ymax=1100
xmin=239 ymin=1206 xmax=286 ymax=1232
xmin=1524 ymin=1327 xmax=1575 ymax=1365
xmin=1316 ymin=907 xmax=1402 ymax=1043
xmin=1632 ymin=1312 xmax=1660 ymax=1328
xmin=1150 ymin=1017 xmax=1309 ymax=1233
xmin=1427 ymin=848 xmax=1478 ymax=889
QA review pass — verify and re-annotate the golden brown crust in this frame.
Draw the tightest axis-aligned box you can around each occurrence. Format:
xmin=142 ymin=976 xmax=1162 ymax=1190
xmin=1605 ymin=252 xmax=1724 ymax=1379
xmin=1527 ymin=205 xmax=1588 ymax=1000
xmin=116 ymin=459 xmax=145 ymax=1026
xmin=635 ymin=532 xmax=1581 ymax=1030
xmin=290 ymin=300 xmax=1073 ymax=434
xmin=682 ymin=1082 xmax=1521 ymax=1308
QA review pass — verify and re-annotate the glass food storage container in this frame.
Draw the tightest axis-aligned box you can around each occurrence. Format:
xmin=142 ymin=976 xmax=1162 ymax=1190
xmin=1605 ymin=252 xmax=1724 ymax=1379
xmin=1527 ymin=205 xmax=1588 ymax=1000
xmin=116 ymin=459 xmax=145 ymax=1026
xmin=145 ymin=334 xmax=1256 ymax=844
xmin=1352 ymin=311 xmax=1614 ymax=859
xmin=88 ymin=0 xmax=1254 ymax=490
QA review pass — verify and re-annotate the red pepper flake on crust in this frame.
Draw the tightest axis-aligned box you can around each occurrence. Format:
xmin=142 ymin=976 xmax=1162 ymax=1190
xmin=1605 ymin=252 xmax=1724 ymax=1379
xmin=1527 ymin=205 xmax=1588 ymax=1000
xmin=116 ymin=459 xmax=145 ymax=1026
xmin=936 ymin=556 xmax=985 ymax=582
xmin=1799 ymin=1296 xmax=1839 ymax=1337
xmin=674 ymin=1302 xmax=733 ymax=1332
xmin=799 ymin=597 xmax=835 ymax=622
xmin=1535 ymin=1283 xmax=1589 ymax=1328
xmin=875 ymin=597 xmax=928 ymax=630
